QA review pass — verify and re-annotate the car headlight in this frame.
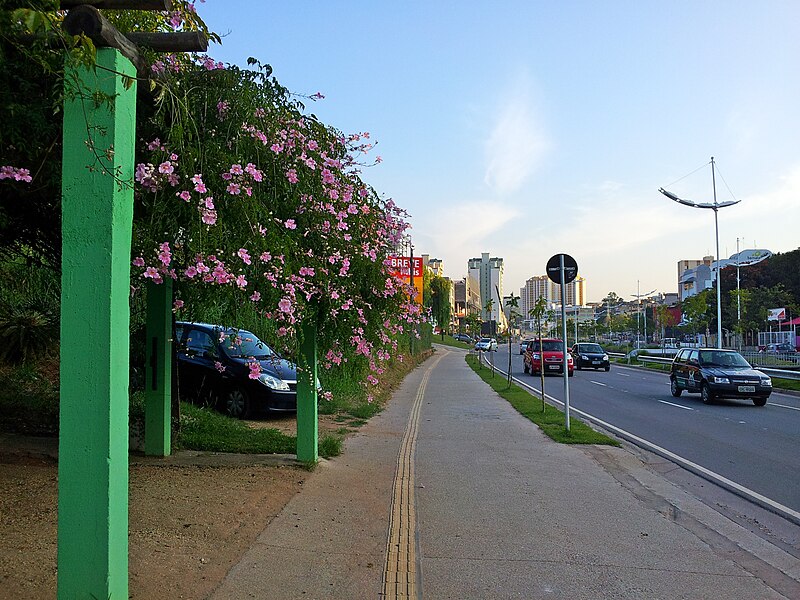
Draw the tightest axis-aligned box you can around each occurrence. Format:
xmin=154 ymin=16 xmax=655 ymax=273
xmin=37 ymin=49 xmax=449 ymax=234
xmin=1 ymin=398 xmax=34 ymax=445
xmin=580 ymin=355 xmax=588 ymax=360
xmin=258 ymin=373 xmax=290 ymax=391
xmin=602 ymin=354 xmax=608 ymax=360
xmin=709 ymin=376 xmax=730 ymax=384
xmin=532 ymin=353 xmax=540 ymax=360
xmin=762 ymin=378 xmax=772 ymax=387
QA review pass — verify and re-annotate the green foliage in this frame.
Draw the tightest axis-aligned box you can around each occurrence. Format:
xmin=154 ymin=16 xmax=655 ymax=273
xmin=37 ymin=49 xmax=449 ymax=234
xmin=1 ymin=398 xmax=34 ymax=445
xmin=0 ymin=360 xmax=60 ymax=435
xmin=0 ymin=259 xmax=60 ymax=363
xmin=466 ymin=354 xmax=619 ymax=446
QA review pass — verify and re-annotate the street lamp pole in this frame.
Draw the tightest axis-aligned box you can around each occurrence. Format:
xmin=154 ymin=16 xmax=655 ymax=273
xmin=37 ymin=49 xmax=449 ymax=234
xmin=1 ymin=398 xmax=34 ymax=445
xmin=659 ymin=157 xmax=740 ymax=350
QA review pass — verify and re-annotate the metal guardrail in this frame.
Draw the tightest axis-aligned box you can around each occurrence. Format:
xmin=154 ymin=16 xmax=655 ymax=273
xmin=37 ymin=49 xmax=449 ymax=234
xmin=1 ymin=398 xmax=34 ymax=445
xmin=624 ymin=354 xmax=800 ymax=382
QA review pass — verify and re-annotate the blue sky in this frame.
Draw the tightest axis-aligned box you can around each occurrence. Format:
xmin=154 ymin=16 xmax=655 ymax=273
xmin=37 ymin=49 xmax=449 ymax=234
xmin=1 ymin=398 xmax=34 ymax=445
xmin=198 ymin=1 xmax=800 ymax=303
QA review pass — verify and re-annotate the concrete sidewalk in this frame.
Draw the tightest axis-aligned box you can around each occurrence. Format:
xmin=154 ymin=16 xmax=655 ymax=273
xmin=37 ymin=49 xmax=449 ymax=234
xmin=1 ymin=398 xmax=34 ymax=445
xmin=209 ymin=346 xmax=799 ymax=599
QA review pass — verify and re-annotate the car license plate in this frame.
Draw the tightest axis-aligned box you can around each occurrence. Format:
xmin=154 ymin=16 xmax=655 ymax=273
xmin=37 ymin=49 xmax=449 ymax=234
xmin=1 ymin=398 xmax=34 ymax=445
xmin=548 ymin=365 xmax=559 ymax=370
xmin=738 ymin=385 xmax=756 ymax=393
xmin=592 ymin=360 xmax=600 ymax=364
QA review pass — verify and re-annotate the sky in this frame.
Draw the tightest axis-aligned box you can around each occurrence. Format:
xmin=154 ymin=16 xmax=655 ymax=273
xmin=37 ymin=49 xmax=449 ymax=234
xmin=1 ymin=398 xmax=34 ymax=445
xmin=196 ymin=1 xmax=800 ymax=303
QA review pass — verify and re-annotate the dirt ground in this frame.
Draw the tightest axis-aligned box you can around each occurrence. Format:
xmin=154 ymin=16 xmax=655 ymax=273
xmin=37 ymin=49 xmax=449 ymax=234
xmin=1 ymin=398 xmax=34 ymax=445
xmin=0 ymin=413 xmax=347 ymax=600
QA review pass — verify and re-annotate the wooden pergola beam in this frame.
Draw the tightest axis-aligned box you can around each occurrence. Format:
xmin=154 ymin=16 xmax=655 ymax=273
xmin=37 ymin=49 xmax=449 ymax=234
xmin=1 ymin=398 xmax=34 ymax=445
xmin=60 ymin=0 xmax=173 ymax=8
xmin=63 ymin=5 xmax=208 ymax=72
xmin=127 ymin=31 xmax=208 ymax=53
xmin=63 ymin=5 xmax=144 ymax=70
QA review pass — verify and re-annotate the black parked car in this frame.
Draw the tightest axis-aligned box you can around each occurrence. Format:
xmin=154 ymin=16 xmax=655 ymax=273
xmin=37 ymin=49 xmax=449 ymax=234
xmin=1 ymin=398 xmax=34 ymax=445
xmin=175 ymin=322 xmax=298 ymax=418
xmin=570 ymin=343 xmax=610 ymax=371
xmin=453 ymin=333 xmax=473 ymax=343
xmin=669 ymin=348 xmax=772 ymax=406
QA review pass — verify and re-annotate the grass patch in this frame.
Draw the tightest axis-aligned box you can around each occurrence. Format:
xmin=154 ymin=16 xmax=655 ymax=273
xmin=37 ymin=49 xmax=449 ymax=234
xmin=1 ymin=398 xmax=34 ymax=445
xmin=177 ymin=402 xmax=297 ymax=454
xmin=433 ymin=335 xmax=473 ymax=349
xmin=319 ymin=434 xmax=343 ymax=458
xmin=465 ymin=354 xmax=619 ymax=446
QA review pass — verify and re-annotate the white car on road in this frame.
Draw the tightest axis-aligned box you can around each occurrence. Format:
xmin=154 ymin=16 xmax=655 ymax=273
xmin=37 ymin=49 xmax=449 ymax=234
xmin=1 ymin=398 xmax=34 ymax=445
xmin=474 ymin=338 xmax=498 ymax=352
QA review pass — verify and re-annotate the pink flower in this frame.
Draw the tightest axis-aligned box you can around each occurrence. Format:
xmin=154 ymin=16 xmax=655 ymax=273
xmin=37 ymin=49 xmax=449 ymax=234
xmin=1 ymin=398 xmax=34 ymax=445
xmin=226 ymin=182 xmax=241 ymax=195
xmin=247 ymin=361 xmax=262 ymax=380
xmin=185 ymin=266 xmax=198 ymax=278
xmin=278 ymin=298 xmax=292 ymax=313
xmin=132 ymin=257 xmax=145 ymax=267
xmin=236 ymin=274 xmax=248 ymax=288
xmin=214 ymin=361 xmax=226 ymax=373
xmin=237 ymin=248 xmax=252 ymax=265
xmin=172 ymin=299 xmax=184 ymax=311
xmin=284 ymin=219 xmax=297 ymax=230
xmin=229 ymin=164 xmax=243 ymax=175
xmin=158 ymin=161 xmax=174 ymax=175
xmin=250 ymin=291 xmax=261 ymax=302
xmin=285 ymin=169 xmax=298 ymax=183
xmin=177 ymin=190 xmax=191 ymax=202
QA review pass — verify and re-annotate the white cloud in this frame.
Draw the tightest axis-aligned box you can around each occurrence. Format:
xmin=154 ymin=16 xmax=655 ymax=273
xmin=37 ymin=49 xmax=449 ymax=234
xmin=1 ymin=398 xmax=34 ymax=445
xmin=411 ymin=199 xmax=520 ymax=279
xmin=483 ymin=75 xmax=548 ymax=195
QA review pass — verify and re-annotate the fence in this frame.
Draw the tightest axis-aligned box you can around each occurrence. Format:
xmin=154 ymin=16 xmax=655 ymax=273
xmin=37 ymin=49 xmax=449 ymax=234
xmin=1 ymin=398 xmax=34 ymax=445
xmin=629 ymin=354 xmax=800 ymax=382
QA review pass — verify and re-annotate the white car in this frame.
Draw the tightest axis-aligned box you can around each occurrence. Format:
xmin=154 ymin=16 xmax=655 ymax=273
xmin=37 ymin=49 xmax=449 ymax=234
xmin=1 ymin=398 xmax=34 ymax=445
xmin=519 ymin=340 xmax=529 ymax=354
xmin=474 ymin=337 xmax=498 ymax=352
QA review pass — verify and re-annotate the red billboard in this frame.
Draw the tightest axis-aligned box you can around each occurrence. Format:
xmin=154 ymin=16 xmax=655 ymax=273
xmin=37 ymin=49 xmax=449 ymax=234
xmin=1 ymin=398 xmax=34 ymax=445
xmin=387 ymin=255 xmax=423 ymax=304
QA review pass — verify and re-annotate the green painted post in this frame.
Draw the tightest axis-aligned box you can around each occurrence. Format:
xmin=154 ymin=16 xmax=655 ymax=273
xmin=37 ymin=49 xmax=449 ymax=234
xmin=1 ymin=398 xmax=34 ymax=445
xmin=144 ymin=279 xmax=173 ymax=456
xmin=296 ymin=321 xmax=318 ymax=462
xmin=58 ymin=49 xmax=136 ymax=600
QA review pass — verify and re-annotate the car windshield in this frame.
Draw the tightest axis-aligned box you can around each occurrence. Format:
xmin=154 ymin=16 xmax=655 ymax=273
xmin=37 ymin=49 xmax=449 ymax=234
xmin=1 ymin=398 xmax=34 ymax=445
xmin=577 ymin=344 xmax=603 ymax=353
xmin=480 ymin=338 xmax=492 ymax=343
xmin=698 ymin=351 xmax=750 ymax=368
xmin=221 ymin=330 xmax=277 ymax=359
xmin=530 ymin=341 xmax=563 ymax=352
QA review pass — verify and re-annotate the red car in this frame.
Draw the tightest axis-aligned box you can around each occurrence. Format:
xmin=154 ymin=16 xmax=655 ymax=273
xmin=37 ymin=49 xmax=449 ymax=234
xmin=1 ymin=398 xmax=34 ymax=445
xmin=523 ymin=338 xmax=574 ymax=376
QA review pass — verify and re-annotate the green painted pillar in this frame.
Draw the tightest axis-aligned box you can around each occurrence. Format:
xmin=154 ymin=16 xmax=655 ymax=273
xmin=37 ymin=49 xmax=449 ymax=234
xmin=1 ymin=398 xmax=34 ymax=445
xmin=296 ymin=321 xmax=318 ymax=462
xmin=58 ymin=49 xmax=136 ymax=600
xmin=144 ymin=279 xmax=173 ymax=456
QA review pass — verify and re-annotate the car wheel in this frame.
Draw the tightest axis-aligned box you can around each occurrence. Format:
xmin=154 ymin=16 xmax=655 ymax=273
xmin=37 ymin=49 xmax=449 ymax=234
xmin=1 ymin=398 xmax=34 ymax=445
xmin=568 ymin=370 xmax=574 ymax=377
xmin=523 ymin=363 xmax=529 ymax=374
xmin=225 ymin=387 xmax=251 ymax=419
xmin=576 ymin=363 xmax=582 ymax=371
xmin=670 ymin=377 xmax=682 ymax=397
xmin=604 ymin=365 xmax=610 ymax=372
xmin=752 ymin=397 xmax=768 ymax=407
xmin=700 ymin=383 xmax=714 ymax=405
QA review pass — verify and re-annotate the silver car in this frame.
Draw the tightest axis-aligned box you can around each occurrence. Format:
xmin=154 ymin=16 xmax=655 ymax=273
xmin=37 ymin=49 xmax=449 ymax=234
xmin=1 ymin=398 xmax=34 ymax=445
xmin=474 ymin=337 xmax=498 ymax=352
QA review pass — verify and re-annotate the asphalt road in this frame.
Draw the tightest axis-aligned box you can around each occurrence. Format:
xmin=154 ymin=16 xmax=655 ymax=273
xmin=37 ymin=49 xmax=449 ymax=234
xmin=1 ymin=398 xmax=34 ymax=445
xmin=487 ymin=346 xmax=800 ymax=516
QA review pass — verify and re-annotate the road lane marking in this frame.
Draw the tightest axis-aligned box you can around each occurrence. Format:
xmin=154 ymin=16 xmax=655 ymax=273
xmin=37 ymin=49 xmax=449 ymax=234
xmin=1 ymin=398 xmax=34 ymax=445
xmin=590 ymin=381 xmax=607 ymax=387
xmin=485 ymin=362 xmax=800 ymax=527
xmin=382 ymin=351 xmax=444 ymax=599
xmin=659 ymin=400 xmax=693 ymax=411
xmin=771 ymin=403 xmax=800 ymax=411
xmin=617 ymin=373 xmax=631 ymax=377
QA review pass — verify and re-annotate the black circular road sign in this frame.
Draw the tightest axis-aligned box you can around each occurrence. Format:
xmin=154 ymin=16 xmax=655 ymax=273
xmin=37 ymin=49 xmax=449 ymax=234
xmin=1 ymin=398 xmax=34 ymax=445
xmin=546 ymin=253 xmax=578 ymax=284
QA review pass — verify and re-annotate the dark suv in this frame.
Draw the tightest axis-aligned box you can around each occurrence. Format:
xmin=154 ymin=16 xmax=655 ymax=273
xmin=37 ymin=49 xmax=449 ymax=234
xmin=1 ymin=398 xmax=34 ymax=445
xmin=669 ymin=347 xmax=772 ymax=406
xmin=570 ymin=342 xmax=610 ymax=371
xmin=175 ymin=322 xmax=298 ymax=418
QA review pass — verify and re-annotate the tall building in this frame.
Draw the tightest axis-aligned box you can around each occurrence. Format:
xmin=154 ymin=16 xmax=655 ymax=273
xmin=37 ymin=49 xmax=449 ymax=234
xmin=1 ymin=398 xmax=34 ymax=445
xmin=678 ymin=256 xmax=714 ymax=301
xmin=519 ymin=275 xmax=554 ymax=319
xmin=422 ymin=254 xmax=444 ymax=277
xmin=467 ymin=252 xmax=504 ymax=323
xmin=520 ymin=275 xmax=586 ymax=317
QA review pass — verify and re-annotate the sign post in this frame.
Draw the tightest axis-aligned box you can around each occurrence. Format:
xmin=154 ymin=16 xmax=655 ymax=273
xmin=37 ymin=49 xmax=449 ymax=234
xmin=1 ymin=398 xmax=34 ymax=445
xmin=547 ymin=253 xmax=578 ymax=433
